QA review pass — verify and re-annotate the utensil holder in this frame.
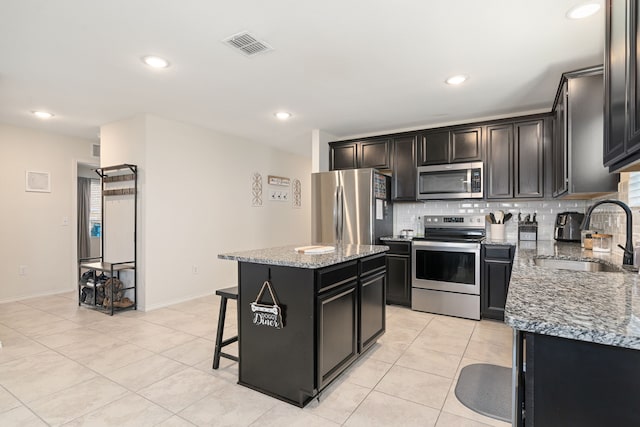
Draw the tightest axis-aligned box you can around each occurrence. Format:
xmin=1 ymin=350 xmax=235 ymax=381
xmin=490 ymin=224 xmax=505 ymax=241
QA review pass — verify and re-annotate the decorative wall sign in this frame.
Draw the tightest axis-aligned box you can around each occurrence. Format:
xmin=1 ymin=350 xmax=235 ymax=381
xmin=25 ymin=171 xmax=51 ymax=192
xmin=293 ymin=179 xmax=301 ymax=208
xmin=251 ymin=172 xmax=263 ymax=207
xmin=250 ymin=281 xmax=283 ymax=329
xmin=268 ymin=175 xmax=290 ymax=186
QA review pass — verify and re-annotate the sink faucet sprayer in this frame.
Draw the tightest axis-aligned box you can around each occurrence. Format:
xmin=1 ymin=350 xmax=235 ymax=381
xmin=581 ymin=200 xmax=634 ymax=266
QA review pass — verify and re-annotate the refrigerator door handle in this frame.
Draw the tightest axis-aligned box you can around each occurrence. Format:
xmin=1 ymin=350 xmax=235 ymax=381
xmin=336 ymin=185 xmax=344 ymax=245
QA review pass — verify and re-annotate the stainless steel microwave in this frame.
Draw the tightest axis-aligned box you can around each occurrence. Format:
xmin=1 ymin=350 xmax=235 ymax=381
xmin=416 ymin=162 xmax=483 ymax=200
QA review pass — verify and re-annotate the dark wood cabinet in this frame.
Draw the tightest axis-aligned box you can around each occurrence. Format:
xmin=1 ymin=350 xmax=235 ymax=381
xmin=360 ymin=139 xmax=391 ymax=169
xmin=359 ymin=271 xmax=385 ymax=352
xmin=316 ymin=253 xmax=385 ymax=390
xmin=330 ymin=142 xmax=358 ymax=170
xmin=329 ymin=135 xmax=414 ymax=201
xmin=418 ymin=130 xmax=450 ymax=165
xmin=481 ymin=244 xmax=515 ymax=320
xmin=604 ymin=0 xmax=640 ymax=171
xmin=391 ymin=135 xmax=417 ymax=201
xmin=385 ymin=241 xmax=411 ymax=307
xmin=553 ymin=80 xmax=568 ymax=196
xmin=418 ymin=127 xmax=482 ymax=166
xmin=329 ymin=139 xmax=390 ymax=170
xmin=485 ymin=118 xmax=545 ymax=199
xmin=514 ymin=120 xmax=544 ymax=198
xmin=452 ymin=127 xmax=483 ymax=162
xmin=486 ymin=124 xmax=514 ymax=199
xmin=317 ymin=280 xmax=358 ymax=389
xmin=521 ymin=333 xmax=640 ymax=426
xmin=553 ymin=67 xmax=619 ymax=197
xmin=238 ymin=255 xmax=386 ymax=407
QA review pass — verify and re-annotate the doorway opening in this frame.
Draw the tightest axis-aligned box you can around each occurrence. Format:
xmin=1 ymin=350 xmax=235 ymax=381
xmin=77 ymin=162 xmax=101 ymax=261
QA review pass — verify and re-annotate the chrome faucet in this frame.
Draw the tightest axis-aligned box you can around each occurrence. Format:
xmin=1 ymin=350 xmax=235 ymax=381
xmin=581 ymin=200 xmax=634 ymax=265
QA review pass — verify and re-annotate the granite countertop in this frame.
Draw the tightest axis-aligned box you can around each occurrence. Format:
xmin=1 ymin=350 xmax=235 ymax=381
xmin=505 ymin=240 xmax=640 ymax=350
xmin=218 ymin=244 xmax=389 ymax=269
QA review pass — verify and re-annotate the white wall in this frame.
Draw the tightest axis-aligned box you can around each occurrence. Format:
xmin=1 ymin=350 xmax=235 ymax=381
xmin=311 ymin=129 xmax=335 ymax=173
xmin=101 ymin=115 xmax=312 ymax=310
xmin=0 ymin=123 xmax=95 ymax=302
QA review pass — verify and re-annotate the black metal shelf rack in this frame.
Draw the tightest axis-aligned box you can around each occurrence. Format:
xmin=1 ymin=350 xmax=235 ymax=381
xmin=78 ymin=164 xmax=137 ymax=315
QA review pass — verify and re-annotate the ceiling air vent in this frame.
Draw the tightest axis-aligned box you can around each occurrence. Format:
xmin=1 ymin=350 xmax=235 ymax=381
xmin=224 ymin=32 xmax=272 ymax=57
xmin=92 ymin=144 xmax=100 ymax=158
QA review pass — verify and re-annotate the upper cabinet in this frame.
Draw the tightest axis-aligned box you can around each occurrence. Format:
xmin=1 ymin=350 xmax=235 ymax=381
xmin=360 ymin=139 xmax=391 ymax=169
xmin=390 ymin=135 xmax=417 ymax=201
xmin=514 ymin=120 xmax=545 ymax=198
xmin=329 ymin=136 xmax=413 ymax=201
xmin=330 ymin=142 xmax=358 ymax=170
xmin=329 ymin=139 xmax=390 ymax=170
xmin=485 ymin=118 xmax=546 ymax=199
xmin=553 ymin=66 xmax=619 ymax=197
xmin=418 ymin=127 xmax=482 ymax=166
xmin=604 ymin=0 xmax=640 ymax=172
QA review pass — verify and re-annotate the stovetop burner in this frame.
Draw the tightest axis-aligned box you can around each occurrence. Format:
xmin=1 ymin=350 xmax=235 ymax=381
xmin=417 ymin=214 xmax=486 ymax=243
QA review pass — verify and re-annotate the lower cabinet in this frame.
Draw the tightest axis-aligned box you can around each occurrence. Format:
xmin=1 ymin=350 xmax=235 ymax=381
xmin=520 ymin=332 xmax=640 ymax=426
xmin=360 ymin=271 xmax=386 ymax=352
xmin=385 ymin=241 xmax=411 ymax=306
xmin=481 ymin=244 xmax=515 ymax=320
xmin=317 ymin=281 xmax=358 ymax=389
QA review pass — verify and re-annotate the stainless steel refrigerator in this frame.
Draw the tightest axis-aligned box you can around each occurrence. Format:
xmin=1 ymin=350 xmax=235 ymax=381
xmin=312 ymin=169 xmax=393 ymax=245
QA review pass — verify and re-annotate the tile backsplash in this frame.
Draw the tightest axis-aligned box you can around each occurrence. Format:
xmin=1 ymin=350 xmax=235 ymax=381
xmin=393 ymin=175 xmax=640 ymax=253
xmin=394 ymin=200 xmax=588 ymax=241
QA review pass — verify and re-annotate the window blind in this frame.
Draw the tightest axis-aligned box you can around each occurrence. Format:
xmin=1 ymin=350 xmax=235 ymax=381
xmin=628 ymin=172 xmax=640 ymax=207
xmin=90 ymin=179 xmax=101 ymax=224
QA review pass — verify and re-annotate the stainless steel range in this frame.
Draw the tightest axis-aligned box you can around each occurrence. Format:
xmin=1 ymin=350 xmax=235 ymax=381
xmin=411 ymin=215 xmax=485 ymax=320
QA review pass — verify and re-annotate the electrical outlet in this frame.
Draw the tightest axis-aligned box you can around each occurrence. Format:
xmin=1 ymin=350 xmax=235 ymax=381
xmin=19 ymin=265 xmax=27 ymax=276
xmin=62 ymin=216 xmax=69 ymax=226
xmin=192 ymin=265 xmax=199 ymax=274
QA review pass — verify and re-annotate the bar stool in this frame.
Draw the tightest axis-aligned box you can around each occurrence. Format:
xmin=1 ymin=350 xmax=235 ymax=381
xmin=212 ymin=286 xmax=239 ymax=369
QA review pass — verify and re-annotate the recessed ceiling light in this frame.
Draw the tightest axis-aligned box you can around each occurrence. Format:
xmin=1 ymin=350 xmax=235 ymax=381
xmin=566 ymin=3 xmax=601 ymax=19
xmin=142 ymin=55 xmax=170 ymax=68
xmin=445 ymin=75 xmax=468 ymax=85
xmin=32 ymin=111 xmax=54 ymax=119
xmin=275 ymin=111 xmax=292 ymax=120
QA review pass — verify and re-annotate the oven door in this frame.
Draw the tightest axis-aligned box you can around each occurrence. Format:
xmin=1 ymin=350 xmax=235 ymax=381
xmin=411 ymin=240 xmax=480 ymax=295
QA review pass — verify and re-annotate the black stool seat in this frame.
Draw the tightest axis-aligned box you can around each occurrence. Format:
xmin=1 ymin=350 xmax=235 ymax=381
xmin=216 ymin=286 xmax=238 ymax=300
xmin=213 ymin=286 xmax=239 ymax=369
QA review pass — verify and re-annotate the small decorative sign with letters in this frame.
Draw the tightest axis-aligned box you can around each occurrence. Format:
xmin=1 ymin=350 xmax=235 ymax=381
xmin=250 ymin=281 xmax=283 ymax=329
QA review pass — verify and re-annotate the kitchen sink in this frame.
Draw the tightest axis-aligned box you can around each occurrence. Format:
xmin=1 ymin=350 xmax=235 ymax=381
xmin=533 ymin=258 xmax=622 ymax=272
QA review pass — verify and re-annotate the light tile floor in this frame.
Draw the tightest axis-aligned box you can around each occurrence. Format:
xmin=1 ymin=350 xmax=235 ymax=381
xmin=0 ymin=292 xmax=512 ymax=426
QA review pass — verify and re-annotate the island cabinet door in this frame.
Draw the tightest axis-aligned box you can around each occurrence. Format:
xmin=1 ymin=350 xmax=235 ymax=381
xmin=317 ymin=281 xmax=358 ymax=390
xmin=238 ymin=263 xmax=316 ymax=407
xmin=359 ymin=253 xmax=387 ymax=352
xmin=525 ymin=333 xmax=640 ymax=426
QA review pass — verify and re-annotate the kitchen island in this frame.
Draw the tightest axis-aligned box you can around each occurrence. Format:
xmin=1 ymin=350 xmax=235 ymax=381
xmin=218 ymin=244 xmax=388 ymax=407
xmin=505 ymin=241 xmax=640 ymax=426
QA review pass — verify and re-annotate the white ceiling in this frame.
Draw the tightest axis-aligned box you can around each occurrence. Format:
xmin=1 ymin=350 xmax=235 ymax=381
xmin=0 ymin=0 xmax=604 ymax=157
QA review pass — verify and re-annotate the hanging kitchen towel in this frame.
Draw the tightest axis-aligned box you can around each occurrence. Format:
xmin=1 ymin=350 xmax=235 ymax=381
xmin=250 ymin=281 xmax=283 ymax=329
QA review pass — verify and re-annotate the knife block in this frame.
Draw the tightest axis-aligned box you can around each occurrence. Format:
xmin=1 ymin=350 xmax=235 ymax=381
xmin=518 ymin=222 xmax=538 ymax=241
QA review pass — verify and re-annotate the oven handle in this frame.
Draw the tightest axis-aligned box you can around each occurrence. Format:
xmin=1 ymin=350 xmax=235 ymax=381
xmin=412 ymin=240 xmax=481 ymax=251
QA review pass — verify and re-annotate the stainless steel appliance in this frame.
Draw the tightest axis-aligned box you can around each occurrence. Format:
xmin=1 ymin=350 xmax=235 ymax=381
xmin=312 ymin=169 xmax=392 ymax=245
xmin=411 ymin=215 xmax=485 ymax=320
xmin=416 ymin=162 xmax=483 ymax=200
xmin=554 ymin=211 xmax=584 ymax=242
